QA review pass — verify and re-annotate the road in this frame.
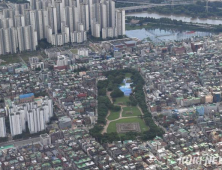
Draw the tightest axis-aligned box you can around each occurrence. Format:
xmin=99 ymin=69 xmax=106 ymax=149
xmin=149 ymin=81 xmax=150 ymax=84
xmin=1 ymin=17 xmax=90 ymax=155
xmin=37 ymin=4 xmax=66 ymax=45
xmin=118 ymin=2 xmax=193 ymax=11
xmin=18 ymin=54 xmax=27 ymax=66
xmin=116 ymin=0 xmax=153 ymax=5
xmin=0 ymin=137 xmax=40 ymax=148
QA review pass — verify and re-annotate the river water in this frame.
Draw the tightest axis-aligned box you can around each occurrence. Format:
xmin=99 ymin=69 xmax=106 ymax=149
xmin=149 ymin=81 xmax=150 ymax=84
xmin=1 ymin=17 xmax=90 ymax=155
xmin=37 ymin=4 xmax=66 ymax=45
xmin=125 ymin=12 xmax=215 ymax=42
xmin=126 ymin=12 xmax=222 ymax=25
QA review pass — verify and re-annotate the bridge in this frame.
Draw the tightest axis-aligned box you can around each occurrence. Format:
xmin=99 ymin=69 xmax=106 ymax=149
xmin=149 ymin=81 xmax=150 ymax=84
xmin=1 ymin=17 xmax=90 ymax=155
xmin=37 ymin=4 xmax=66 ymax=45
xmin=117 ymin=2 xmax=193 ymax=12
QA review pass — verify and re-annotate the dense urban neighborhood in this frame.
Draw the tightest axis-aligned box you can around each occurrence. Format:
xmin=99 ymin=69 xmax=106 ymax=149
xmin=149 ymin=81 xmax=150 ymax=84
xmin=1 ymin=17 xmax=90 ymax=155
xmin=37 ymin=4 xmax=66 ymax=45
xmin=1 ymin=0 xmax=222 ymax=169
xmin=0 ymin=30 xmax=222 ymax=168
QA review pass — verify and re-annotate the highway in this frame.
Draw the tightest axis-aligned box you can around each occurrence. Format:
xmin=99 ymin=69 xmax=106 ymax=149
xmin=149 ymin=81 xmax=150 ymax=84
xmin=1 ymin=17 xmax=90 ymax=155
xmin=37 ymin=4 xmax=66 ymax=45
xmin=117 ymin=2 xmax=193 ymax=11
xmin=116 ymin=1 xmax=152 ymax=5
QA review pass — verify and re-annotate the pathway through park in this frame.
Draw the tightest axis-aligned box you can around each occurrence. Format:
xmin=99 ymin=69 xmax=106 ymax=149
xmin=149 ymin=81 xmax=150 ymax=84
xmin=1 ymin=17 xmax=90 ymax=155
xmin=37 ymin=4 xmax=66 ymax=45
xmin=102 ymin=92 xmax=144 ymax=134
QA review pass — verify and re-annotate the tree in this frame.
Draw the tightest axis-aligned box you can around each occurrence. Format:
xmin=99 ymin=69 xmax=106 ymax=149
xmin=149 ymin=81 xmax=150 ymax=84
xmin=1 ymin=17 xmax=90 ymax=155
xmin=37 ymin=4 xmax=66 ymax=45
xmin=107 ymin=82 xmax=114 ymax=91
xmin=110 ymin=87 xmax=124 ymax=98
xmin=98 ymin=88 xmax=106 ymax=96
xmin=0 ymin=137 xmax=8 ymax=142
xmin=128 ymin=95 xmax=137 ymax=106
xmin=35 ymin=67 xmax=41 ymax=71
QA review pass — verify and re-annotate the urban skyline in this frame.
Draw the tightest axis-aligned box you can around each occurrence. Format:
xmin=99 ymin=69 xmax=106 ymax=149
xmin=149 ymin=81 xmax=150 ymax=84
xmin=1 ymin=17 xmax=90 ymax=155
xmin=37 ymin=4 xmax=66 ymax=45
xmin=0 ymin=0 xmax=125 ymax=55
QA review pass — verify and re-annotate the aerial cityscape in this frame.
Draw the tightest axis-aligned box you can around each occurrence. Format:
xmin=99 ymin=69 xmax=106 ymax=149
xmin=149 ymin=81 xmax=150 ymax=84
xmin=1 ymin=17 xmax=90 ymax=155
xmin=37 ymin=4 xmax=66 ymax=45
xmin=1 ymin=0 xmax=222 ymax=169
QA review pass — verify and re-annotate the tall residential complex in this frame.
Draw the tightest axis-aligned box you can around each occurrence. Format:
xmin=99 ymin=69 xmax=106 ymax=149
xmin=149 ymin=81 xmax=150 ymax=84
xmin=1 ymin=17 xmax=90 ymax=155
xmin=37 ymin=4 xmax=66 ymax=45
xmin=6 ymin=96 xmax=53 ymax=136
xmin=0 ymin=0 xmax=125 ymax=55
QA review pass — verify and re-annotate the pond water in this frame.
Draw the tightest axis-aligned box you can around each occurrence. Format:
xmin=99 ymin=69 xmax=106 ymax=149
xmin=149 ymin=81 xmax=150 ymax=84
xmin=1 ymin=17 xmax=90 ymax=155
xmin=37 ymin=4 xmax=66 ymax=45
xmin=126 ymin=28 xmax=211 ymax=43
xmin=119 ymin=79 xmax=132 ymax=96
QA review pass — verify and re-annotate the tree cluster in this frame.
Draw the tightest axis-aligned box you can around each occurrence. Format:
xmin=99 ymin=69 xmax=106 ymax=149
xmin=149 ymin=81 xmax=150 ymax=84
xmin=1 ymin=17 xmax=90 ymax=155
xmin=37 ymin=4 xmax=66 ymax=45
xmin=96 ymin=81 xmax=121 ymax=125
xmin=130 ymin=70 xmax=164 ymax=140
xmin=37 ymin=39 xmax=52 ymax=50
xmin=110 ymin=87 xmax=124 ymax=98
xmin=0 ymin=137 xmax=8 ymax=143
xmin=127 ymin=15 xmax=222 ymax=33
xmin=6 ymin=0 xmax=29 ymax=4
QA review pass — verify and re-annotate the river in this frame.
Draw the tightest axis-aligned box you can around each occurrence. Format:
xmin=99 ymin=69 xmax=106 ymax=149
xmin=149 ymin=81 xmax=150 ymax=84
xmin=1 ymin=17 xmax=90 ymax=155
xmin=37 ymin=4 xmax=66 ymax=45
xmin=126 ymin=12 xmax=222 ymax=25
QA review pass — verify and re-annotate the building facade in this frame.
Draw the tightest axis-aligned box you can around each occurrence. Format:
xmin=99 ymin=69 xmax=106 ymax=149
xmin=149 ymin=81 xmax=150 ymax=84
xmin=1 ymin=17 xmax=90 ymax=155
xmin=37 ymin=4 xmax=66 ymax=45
xmin=0 ymin=116 xmax=6 ymax=138
xmin=6 ymin=96 xmax=53 ymax=136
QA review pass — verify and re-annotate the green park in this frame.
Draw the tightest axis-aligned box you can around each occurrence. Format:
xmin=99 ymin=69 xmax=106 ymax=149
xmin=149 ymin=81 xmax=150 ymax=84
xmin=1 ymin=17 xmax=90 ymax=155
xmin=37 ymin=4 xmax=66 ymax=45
xmin=89 ymin=69 xmax=164 ymax=143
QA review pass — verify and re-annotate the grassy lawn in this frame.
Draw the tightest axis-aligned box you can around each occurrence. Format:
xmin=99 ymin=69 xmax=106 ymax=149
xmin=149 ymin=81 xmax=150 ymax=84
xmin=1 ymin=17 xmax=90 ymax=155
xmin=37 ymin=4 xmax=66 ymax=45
xmin=107 ymin=117 xmax=149 ymax=133
xmin=122 ymin=106 xmax=141 ymax=117
xmin=19 ymin=51 xmax=41 ymax=62
xmin=107 ymin=110 xmax=120 ymax=120
xmin=0 ymin=51 xmax=43 ymax=65
xmin=114 ymin=96 xmax=130 ymax=105
xmin=71 ymin=49 xmax=78 ymax=54
xmin=125 ymin=73 xmax=132 ymax=78
xmin=0 ymin=54 xmax=21 ymax=65
xmin=125 ymin=24 xmax=154 ymax=31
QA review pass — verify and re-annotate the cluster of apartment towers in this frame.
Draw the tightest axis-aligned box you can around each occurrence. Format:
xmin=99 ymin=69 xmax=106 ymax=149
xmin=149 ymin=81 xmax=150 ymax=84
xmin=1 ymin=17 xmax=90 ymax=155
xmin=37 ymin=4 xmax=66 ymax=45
xmin=0 ymin=0 xmax=125 ymax=55
xmin=0 ymin=96 xmax=53 ymax=137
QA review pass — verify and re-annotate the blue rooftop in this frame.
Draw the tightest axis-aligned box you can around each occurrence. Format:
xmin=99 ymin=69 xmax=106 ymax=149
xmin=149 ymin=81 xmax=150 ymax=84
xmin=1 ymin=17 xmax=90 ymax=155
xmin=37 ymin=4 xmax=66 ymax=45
xmin=113 ymin=47 xmax=119 ymax=51
xmin=19 ymin=93 xmax=34 ymax=99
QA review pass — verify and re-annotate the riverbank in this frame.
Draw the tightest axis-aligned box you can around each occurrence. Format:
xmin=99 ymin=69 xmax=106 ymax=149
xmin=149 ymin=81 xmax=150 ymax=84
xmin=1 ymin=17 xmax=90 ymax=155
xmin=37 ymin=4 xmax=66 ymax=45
xmin=126 ymin=12 xmax=222 ymax=26
xmin=126 ymin=16 xmax=222 ymax=33
xmin=147 ymin=1 xmax=222 ymax=19
xmin=125 ymin=22 xmax=213 ymax=33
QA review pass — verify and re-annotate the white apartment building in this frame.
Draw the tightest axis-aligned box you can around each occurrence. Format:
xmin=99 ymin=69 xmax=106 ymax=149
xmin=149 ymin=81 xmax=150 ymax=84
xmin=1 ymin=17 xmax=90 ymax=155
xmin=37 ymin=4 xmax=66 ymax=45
xmin=6 ymin=96 xmax=53 ymax=136
xmin=0 ymin=116 xmax=6 ymax=137
xmin=9 ymin=112 xmax=23 ymax=137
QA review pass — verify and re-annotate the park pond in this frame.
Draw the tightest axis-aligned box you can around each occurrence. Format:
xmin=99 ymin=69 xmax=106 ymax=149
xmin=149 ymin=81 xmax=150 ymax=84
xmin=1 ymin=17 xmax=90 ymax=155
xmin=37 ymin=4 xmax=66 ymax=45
xmin=126 ymin=28 xmax=212 ymax=43
xmin=119 ymin=78 xmax=132 ymax=96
